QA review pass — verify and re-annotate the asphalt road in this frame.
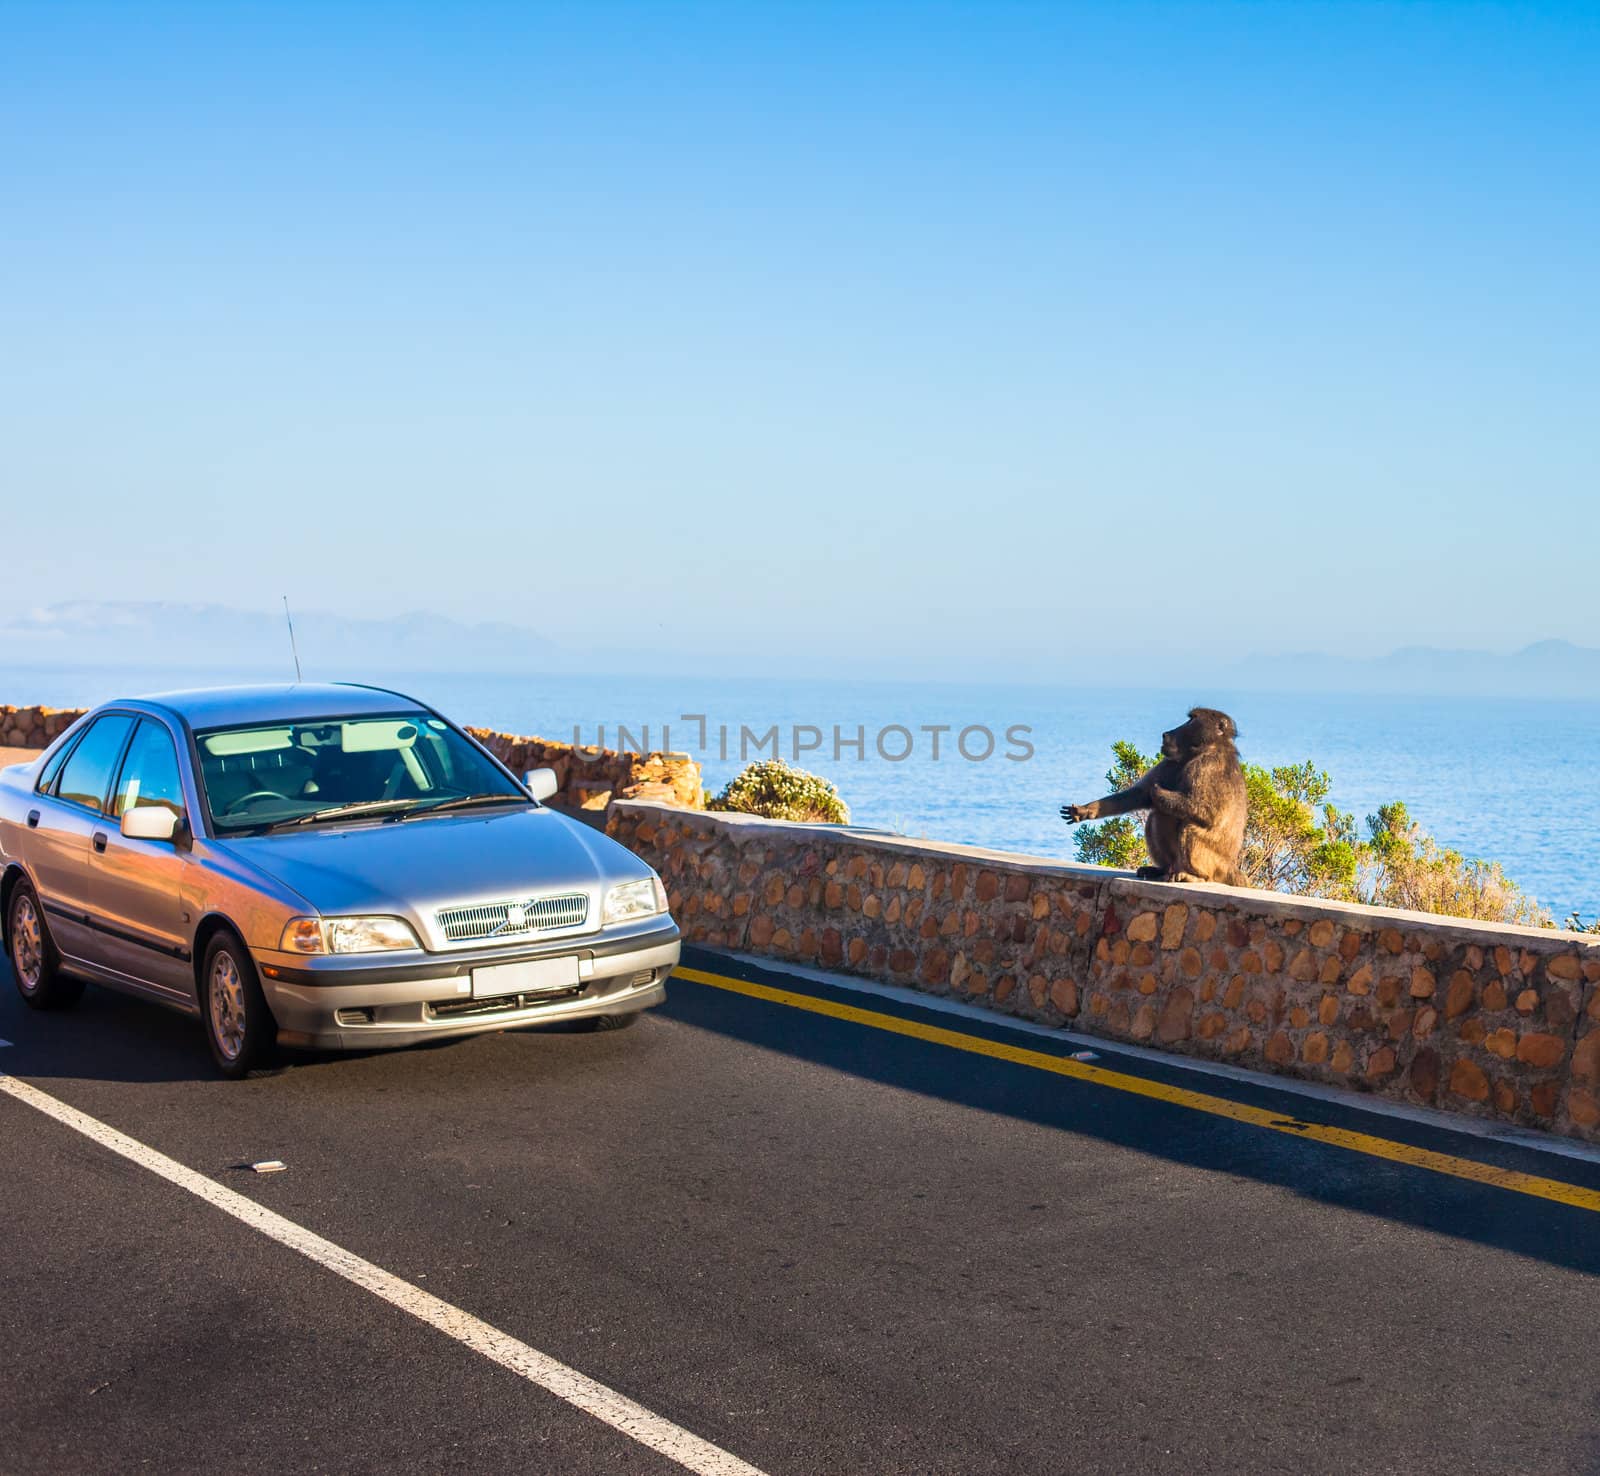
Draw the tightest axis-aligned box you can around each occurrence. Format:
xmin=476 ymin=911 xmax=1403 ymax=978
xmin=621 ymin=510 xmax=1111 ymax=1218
xmin=4 ymin=944 xmax=1600 ymax=1474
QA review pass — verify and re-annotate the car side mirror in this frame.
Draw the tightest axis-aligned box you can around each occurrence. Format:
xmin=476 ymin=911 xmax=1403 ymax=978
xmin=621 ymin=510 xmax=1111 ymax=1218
xmin=121 ymin=806 xmax=182 ymax=842
xmin=523 ymin=768 xmax=559 ymax=803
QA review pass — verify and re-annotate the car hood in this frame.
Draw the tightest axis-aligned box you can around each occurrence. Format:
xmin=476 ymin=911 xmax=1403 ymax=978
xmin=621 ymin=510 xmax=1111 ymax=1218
xmin=216 ymin=806 xmax=647 ymax=923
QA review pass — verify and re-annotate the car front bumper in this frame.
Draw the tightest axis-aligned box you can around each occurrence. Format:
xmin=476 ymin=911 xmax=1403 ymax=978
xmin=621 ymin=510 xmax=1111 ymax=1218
xmin=255 ymin=920 xmax=681 ymax=1051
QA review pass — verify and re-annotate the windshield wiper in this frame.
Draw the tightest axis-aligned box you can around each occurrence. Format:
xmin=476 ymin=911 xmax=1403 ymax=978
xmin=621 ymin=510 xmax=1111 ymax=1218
xmin=280 ymin=798 xmax=424 ymax=828
xmin=264 ymin=793 xmax=525 ymax=831
xmin=406 ymin=793 xmax=527 ymax=817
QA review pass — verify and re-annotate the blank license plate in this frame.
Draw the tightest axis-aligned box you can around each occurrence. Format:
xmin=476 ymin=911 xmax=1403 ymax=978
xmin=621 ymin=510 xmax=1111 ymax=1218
xmin=471 ymin=955 xmax=580 ymax=1000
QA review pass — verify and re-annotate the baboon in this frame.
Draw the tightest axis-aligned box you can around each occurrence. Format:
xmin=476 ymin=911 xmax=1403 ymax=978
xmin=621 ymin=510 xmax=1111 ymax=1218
xmin=1060 ymin=708 xmax=1248 ymax=885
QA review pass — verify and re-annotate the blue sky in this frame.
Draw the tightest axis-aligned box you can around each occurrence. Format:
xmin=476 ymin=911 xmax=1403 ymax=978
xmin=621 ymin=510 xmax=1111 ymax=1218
xmin=2 ymin=2 xmax=1595 ymax=680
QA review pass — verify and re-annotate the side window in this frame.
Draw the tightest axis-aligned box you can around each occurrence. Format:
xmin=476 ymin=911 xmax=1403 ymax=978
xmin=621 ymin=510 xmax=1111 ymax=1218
xmin=35 ymin=731 xmax=84 ymax=795
xmin=113 ymin=721 xmax=186 ymax=819
xmin=55 ymin=715 xmax=135 ymax=814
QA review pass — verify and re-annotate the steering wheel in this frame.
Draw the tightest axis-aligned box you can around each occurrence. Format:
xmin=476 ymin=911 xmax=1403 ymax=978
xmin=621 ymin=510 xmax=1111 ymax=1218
xmin=221 ymin=790 xmax=289 ymax=815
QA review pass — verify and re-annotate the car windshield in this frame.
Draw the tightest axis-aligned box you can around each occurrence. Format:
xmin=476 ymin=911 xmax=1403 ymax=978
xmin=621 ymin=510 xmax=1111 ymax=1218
xmin=195 ymin=712 xmax=527 ymax=834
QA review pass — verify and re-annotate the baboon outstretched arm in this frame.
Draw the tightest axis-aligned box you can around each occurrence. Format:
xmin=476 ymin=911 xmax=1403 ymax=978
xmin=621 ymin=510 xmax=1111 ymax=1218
xmin=1061 ymin=773 xmax=1155 ymax=825
xmin=1149 ymin=784 xmax=1206 ymax=823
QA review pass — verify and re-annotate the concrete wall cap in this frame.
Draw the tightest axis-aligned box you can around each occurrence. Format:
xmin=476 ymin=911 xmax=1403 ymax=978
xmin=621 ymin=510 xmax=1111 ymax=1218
xmin=1104 ymin=874 xmax=1600 ymax=947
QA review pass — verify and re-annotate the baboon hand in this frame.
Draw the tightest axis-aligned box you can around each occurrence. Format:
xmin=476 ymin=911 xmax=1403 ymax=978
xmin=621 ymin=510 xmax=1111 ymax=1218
xmin=1060 ymin=802 xmax=1093 ymax=824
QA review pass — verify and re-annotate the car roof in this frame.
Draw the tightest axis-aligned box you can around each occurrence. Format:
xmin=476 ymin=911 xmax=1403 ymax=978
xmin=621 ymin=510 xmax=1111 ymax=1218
xmin=121 ymin=683 xmax=426 ymax=729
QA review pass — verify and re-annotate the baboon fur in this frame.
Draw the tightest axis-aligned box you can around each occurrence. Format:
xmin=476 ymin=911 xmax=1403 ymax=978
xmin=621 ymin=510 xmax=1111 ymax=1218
xmin=1061 ymin=708 xmax=1248 ymax=885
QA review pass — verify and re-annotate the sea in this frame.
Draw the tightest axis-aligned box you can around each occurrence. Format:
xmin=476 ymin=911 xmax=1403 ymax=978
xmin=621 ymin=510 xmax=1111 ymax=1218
xmin=4 ymin=664 xmax=1597 ymax=926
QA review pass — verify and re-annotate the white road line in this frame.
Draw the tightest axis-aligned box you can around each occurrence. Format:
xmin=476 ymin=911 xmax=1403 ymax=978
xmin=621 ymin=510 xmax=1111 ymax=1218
xmin=0 ymin=1071 xmax=768 ymax=1476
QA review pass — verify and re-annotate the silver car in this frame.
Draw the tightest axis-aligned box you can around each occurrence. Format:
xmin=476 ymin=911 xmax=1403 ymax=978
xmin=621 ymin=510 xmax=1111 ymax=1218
xmin=0 ymin=684 xmax=679 ymax=1076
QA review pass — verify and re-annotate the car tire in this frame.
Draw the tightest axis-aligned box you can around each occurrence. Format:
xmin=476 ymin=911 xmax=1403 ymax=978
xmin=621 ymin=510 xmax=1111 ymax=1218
xmin=6 ymin=879 xmax=83 ymax=1010
xmin=201 ymin=931 xmax=274 ymax=1078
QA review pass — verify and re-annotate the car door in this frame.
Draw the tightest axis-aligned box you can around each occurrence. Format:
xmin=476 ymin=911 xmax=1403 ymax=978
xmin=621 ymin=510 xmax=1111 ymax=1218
xmin=29 ymin=713 xmax=136 ymax=963
xmin=90 ymin=717 xmax=195 ymax=996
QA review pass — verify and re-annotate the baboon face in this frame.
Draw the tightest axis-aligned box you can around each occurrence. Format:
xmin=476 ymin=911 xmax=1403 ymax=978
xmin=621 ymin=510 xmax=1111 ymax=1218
xmin=1161 ymin=707 xmax=1238 ymax=760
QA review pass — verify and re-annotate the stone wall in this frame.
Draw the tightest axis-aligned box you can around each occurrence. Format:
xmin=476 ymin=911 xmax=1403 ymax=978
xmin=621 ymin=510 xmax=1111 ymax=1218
xmin=466 ymin=728 xmax=703 ymax=813
xmin=608 ymin=801 xmax=1600 ymax=1144
xmin=0 ymin=706 xmax=87 ymax=749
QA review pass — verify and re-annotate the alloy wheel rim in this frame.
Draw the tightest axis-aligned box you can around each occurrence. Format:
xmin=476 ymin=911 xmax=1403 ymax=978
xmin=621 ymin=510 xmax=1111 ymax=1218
xmin=12 ymin=894 xmax=43 ymax=992
xmin=209 ymin=951 xmax=247 ymax=1060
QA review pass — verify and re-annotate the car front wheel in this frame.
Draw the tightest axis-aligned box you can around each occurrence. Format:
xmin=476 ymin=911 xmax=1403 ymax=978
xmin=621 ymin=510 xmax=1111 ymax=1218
xmin=202 ymin=932 xmax=274 ymax=1078
xmin=7 ymin=880 xmax=83 ymax=1010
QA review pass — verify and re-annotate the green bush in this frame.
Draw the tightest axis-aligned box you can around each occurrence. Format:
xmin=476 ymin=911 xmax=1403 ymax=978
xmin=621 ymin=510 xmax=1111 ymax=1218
xmin=709 ymin=758 xmax=850 ymax=824
xmin=1073 ymin=741 xmax=1551 ymax=929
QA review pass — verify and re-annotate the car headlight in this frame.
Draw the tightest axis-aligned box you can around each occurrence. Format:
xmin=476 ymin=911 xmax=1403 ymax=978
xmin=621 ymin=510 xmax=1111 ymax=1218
xmin=603 ymin=876 xmax=668 ymax=925
xmin=279 ymin=916 xmax=421 ymax=954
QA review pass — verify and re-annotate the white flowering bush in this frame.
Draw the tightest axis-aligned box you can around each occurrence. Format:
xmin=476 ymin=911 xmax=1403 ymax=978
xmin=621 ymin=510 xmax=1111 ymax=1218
xmin=709 ymin=759 xmax=850 ymax=824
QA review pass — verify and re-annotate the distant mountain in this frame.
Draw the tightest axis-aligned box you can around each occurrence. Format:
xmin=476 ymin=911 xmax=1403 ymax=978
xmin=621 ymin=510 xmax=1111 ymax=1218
xmin=0 ymin=601 xmax=557 ymax=675
xmin=1232 ymin=640 xmax=1600 ymax=698
xmin=6 ymin=601 xmax=1599 ymax=698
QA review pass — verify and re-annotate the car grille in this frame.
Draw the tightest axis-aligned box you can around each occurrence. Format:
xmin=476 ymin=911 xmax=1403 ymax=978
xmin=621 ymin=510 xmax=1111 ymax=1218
xmin=435 ymin=893 xmax=589 ymax=942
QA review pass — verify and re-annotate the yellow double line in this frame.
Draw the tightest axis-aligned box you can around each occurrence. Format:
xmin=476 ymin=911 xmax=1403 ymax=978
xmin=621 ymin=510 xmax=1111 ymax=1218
xmin=674 ymin=965 xmax=1600 ymax=1215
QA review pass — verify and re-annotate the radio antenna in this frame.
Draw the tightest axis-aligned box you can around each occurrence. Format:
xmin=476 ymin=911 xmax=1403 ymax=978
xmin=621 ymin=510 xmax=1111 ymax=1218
xmin=282 ymin=596 xmax=303 ymax=682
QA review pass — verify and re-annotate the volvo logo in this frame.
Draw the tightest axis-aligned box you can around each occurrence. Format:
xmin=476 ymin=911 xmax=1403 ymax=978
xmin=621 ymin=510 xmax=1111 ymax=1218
xmin=505 ymin=903 xmax=528 ymax=929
